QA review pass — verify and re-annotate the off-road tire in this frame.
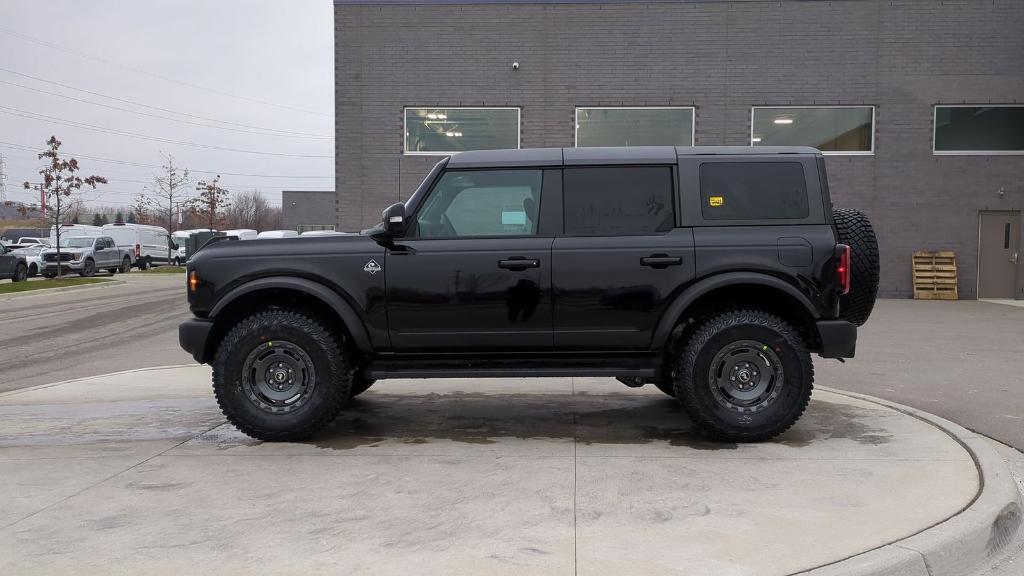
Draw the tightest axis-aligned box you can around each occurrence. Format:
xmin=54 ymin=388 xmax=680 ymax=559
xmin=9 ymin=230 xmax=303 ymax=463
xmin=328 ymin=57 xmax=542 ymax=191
xmin=212 ymin=310 xmax=353 ymax=441
xmin=349 ymin=376 xmax=376 ymax=398
xmin=675 ymin=310 xmax=813 ymax=442
xmin=833 ymin=208 xmax=879 ymax=327
xmin=12 ymin=263 xmax=27 ymax=282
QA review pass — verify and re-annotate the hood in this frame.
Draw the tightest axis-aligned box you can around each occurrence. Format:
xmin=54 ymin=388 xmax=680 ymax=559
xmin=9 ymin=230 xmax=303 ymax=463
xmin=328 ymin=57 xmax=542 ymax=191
xmin=190 ymin=233 xmax=377 ymax=264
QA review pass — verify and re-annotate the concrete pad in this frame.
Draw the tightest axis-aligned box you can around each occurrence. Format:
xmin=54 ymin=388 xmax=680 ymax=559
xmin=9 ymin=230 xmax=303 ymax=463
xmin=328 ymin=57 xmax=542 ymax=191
xmin=0 ymin=366 xmax=990 ymax=575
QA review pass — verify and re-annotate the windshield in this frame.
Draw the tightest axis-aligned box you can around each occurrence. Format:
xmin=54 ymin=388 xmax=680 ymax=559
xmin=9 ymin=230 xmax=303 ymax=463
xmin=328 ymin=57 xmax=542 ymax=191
xmin=59 ymin=237 xmax=95 ymax=248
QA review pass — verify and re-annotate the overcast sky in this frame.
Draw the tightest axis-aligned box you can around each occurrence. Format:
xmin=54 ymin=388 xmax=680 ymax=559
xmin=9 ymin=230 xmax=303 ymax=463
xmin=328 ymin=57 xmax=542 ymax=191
xmin=0 ymin=0 xmax=335 ymax=209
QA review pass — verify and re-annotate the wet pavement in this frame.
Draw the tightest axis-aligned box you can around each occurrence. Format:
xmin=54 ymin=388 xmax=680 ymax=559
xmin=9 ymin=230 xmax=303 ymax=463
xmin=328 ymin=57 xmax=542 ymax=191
xmin=0 ymin=366 xmax=981 ymax=576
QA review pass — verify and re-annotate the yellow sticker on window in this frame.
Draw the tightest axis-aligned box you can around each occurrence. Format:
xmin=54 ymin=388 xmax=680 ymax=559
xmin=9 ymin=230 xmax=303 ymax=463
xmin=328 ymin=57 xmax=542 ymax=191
xmin=709 ymin=196 xmax=724 ymax=207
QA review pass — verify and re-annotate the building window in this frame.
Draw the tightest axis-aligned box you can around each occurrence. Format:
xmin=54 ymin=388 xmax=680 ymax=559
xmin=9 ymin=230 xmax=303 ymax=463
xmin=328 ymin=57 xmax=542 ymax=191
xmin=934 ymin=105 xmax=1024 ymax=154
xmin=699 ymin=162 xmax=809 ymax=221
xmin=751 ymin=106 xmax=874 ymax=154
xmin=404 ymin=107 xmax=520 ymax=154
xmin=575 ymin=107 xmax=694 ymax=147
xmin=563 ymin=166 xmax=675 ymax=235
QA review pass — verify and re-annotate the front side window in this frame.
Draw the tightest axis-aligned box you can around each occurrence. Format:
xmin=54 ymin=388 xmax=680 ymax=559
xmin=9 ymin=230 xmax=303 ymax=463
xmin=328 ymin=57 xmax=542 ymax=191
xmin=404 ymin=108 xmax=520 ymax=154
xmin=563 ymin=166 xmax=675 ymax=235
xmin=700 ymin=162 xmax=809 ymax=221
xmin=413 ymin=169 xmax=542 ymax=238
xmin=751 ymin=107 xmax=874 ymax=154
xmin=575 ymin=107 xmax=694 ymax=147
xmin=934 ymin=106 xmax=1024 ymax=153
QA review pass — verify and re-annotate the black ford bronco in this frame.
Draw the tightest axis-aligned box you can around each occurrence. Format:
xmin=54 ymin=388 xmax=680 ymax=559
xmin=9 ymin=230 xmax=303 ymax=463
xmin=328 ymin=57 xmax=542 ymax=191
xmin=179 ymin=146 xmax=879 ymax=443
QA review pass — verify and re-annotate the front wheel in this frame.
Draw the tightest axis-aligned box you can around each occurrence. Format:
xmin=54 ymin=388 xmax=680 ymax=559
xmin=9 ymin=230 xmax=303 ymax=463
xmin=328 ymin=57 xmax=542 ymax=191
xmin=28 ymin=264 xmax=38 ymax=277
xmin=79 ymin=259 xmax=96 ymax=277
xmin=212 ymin=310 xmax=353 ymax=441
xmin=674 ymin=310 xmax=813 ymax=442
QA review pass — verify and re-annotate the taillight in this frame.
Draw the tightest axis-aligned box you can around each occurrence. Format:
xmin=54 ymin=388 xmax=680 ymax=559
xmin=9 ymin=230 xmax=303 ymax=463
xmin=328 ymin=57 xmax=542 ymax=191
xmin=836 ymin=244 xmax=851 ymax=295
xmin=134 ymin=243 xmax=141 ymax=258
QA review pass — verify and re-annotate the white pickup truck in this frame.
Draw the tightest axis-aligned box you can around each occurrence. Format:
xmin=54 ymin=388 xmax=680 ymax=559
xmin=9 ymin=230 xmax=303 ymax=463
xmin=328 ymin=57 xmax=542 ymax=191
xmin=40 ymin=235 xmax=133 ymax=278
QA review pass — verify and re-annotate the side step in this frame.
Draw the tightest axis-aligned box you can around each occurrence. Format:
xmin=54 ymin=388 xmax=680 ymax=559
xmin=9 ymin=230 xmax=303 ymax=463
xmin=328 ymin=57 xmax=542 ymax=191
xmin=365 ymin=352 xmax=662 ymax=380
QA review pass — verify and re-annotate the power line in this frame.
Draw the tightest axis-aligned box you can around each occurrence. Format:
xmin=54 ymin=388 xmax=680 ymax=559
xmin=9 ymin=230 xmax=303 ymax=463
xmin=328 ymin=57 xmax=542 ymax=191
xmin=0 ymin=105 xmax=334 ymax=158
xmin=0 ymin=26 xmax=332 ymax=118
xmin=0 ymin=67 xmax=332 ymax=139
xmin=0 ymin=78 xmax=333 ymax=140
xmin=0 ymin=140 xmax=334 ymax=179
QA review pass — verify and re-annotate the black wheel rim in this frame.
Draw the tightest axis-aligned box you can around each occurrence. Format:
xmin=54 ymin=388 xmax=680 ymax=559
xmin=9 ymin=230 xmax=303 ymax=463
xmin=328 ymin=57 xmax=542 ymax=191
xmin=241 ymin=340 xmax=316 ymax=414
xmin=707 ymin=340 xmax=784 ymax=413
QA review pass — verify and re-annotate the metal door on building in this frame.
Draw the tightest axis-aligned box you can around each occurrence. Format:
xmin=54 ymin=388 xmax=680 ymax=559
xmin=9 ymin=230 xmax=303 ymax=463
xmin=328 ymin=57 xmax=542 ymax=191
xmin=978 ymin=211 xmax=1020 ymax=299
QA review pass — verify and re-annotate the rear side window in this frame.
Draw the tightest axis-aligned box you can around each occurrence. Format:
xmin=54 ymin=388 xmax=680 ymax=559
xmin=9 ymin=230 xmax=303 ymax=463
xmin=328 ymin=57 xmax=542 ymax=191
xmin=563 ymin=166 xmax=674 ymax=235
xmin=699 ymin=162 xmax=809 ymax=220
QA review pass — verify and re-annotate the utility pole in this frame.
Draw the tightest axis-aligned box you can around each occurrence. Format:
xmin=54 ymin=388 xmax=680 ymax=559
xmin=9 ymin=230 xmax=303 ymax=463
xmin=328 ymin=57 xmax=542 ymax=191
xmin=0 ymin=153 xmax=7 ymax=203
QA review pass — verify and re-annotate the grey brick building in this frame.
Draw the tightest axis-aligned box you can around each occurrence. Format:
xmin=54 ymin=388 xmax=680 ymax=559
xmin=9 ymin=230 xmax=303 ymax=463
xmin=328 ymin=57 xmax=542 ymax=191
xmin=334 ymin=0 xmax=1024 ymax=299
xmin=282 ymin=190 xmax=337 ymax=233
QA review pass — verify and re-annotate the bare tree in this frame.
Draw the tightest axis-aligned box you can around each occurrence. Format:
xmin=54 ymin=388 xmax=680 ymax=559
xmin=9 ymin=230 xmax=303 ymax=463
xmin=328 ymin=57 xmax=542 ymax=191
xmin=137 ymin=153 xmax=191 ymax=262
xmin=190 ymin=175 xmax=230 ymax=230
xmin=21 ymin=136 xmax=107 ymax=278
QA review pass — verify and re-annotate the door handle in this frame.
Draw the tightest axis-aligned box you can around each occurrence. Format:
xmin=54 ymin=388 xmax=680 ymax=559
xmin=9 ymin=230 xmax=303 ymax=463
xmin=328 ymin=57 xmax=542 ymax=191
xmin=498 ymin=257 xmax=540 ymax=271
xmin=640 ymin=255 xmax=682 ymax=268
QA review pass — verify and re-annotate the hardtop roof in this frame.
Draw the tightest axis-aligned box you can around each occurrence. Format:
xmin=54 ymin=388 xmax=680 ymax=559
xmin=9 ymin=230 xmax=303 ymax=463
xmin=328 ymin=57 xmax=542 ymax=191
xmin=446 ymin=146 xmax=821 ymax=168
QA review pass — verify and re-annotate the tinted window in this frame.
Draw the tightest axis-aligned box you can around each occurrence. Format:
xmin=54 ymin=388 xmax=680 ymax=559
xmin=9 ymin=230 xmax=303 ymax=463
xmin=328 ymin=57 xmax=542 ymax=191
xmin=700 ymin=162 xmax=809 ymax=220
xmin=414 ymin=169 xmax=542 ymax=238
xmin=752 ymin=107 xmax=873 ymax=153
xmin=563 ymin=167 xmax=674 ymax=235
xmin=934 ymin=106 xmax=1024 ymax=153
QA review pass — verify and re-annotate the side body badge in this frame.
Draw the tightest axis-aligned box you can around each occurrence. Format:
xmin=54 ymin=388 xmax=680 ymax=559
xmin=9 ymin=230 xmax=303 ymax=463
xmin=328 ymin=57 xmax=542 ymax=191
xmin=363 ymin=259 xmax=382 ymax=275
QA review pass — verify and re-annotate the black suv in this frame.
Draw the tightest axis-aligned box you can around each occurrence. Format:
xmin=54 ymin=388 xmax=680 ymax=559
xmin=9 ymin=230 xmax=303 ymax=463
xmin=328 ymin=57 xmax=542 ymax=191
xmin=180 ymin=146 xmax=879 ymax=443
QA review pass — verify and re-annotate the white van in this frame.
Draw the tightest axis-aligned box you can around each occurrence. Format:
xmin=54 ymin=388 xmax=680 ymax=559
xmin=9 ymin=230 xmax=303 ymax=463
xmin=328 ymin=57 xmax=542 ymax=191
xmin=102 ymin=223 xmax=173 ymax=269
xmin=256 ymin=230 xmax=299 ymax=239
xmin=221 ymin=229 xmax=258 ymax=241
xmin=300 ymin=230 xmax=357 ymax=237
xmin=49 ymin=224 xmax=103 ymax=244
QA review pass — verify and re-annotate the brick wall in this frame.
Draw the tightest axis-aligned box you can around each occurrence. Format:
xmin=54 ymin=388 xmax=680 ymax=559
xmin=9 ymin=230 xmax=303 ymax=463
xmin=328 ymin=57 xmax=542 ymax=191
xmin=335 ymin=0 xmax=1024 ymax=298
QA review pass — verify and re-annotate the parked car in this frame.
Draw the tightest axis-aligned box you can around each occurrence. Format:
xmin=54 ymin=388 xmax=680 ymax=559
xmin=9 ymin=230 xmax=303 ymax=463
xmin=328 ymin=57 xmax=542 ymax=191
xmin=256 ymin=230 xmax=299 ymax=239
xmin=171 ymin=229 xmax=212 ymax=262
xmin=102 ymin=223 xmax=173 ymax=269
xmin=0 ymin=240 xmax=28 ymax=282
xmin=221 ymin=229 xmax=258 ymax=241
xmin=179 ymin=146 xmax=880 ymax=443
xmin=9 ymin=245 xmax=46 ymax=277
xmin=40 ymin=235 xmax=132 ymax=277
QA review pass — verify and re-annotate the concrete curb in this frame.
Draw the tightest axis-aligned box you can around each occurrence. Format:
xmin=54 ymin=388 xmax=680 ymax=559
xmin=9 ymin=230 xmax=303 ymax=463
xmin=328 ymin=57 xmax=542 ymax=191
xmin=800 ymin=387 xmax=1024 ymax=576
xmin=0 ymin=278 xmax=125 ymax=301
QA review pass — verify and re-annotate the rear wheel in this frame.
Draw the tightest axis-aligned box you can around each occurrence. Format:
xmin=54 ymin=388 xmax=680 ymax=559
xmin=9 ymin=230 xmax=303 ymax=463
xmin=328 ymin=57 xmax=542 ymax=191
xmin=674 ymin=310 xmax=813 ymax=442
xmin=833 ymin=208 xmax=879 ymax=326
xmin=137 ymin=257 xmax=149 ymax=270
xmin=12 ymin=263 xmax=27 ymax=282
xmin=28 ymin=264 xmax=37 ymax=277
xmin=212 ymin=310 xmax=353 ymax=441
xmin=120 ymin=257 xmax=131 ymax=273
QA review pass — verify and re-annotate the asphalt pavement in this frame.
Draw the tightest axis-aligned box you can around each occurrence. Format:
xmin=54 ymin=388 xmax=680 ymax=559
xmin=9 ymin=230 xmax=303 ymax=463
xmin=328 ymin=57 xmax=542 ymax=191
xmin=0 ymin=273 xmax=191 ymax=393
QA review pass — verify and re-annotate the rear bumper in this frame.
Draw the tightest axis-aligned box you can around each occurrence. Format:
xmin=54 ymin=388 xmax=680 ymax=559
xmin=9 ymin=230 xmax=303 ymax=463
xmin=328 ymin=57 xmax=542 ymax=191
xmin=179 ymin=318 xmax=214 ymax=364
xmin=816 ymin=320 xmax=857 ymax=359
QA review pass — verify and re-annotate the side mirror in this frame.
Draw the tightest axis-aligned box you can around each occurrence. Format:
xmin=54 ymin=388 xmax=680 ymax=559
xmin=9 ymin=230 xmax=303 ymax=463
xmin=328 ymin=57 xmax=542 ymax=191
xmin=373 ymin=202 xmax=407 ymax=241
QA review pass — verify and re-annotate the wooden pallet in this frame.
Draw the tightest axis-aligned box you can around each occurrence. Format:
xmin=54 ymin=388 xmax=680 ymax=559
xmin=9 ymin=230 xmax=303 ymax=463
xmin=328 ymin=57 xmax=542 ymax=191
xmin=912 ymin=251 xmax=958 ymax=300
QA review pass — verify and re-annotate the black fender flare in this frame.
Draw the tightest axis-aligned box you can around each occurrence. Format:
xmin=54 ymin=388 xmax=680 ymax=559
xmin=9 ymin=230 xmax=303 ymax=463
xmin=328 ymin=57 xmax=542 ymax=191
xmin=650 ymin=272 xmax=820 ymax=349
xmin=209 ymin=276 xmax=373 ymax=354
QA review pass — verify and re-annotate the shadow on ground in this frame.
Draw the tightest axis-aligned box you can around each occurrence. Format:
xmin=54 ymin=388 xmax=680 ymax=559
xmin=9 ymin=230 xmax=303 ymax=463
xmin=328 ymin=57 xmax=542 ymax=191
xmin=196 ymin=393 xmax=893 ymax=451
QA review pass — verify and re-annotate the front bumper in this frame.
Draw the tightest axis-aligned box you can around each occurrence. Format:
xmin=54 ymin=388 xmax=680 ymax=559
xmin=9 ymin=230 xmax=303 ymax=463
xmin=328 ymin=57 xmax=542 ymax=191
xmin=43 ymin=261 xmax=85 ymax=272
xmin=179 ymin=318 xmax=215 ymax=364
xmin=816 ymin=320 xmax=857 ymax=359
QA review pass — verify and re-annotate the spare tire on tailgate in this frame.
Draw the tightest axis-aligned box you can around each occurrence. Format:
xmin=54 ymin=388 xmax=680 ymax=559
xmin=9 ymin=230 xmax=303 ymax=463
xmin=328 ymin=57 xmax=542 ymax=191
xmin=833 ymin=208 xmax=879 ymax=326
